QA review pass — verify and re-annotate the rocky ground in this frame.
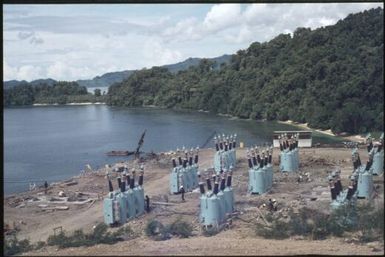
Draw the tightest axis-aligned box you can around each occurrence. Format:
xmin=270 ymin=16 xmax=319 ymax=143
xmin=4 ymin=147 xmax=384 ymax=255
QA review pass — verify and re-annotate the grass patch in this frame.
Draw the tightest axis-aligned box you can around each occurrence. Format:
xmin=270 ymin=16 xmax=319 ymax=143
xmin=46 ymin=223 xmax=136 ymax=249
xmin=4 ymin=236 xmax=33 ymax=256
xmin=167 ymin=217 xmax=193 ymax=238
xmin=145 ymin=217 xmax=193 ymax=241
xmin=256 ymin=203 xmax=384 ymax=242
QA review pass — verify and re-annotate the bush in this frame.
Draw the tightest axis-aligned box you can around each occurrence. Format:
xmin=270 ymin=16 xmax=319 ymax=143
xmin=3 ymin=236 xmax=32 ymax=256
xmin=46 ymin=223 xmax=131 ymax=249
xmin=145 ymin=218 xmax=193 ymax=240
xmin=255 ymin=204 xmax=384 ymax=242
xmin=167 ymin=217 xmax=193 ymax=238
xmin=145 ymin=219 xmax=170 ymax=241
xmin=34 ymin=241 xmax=46 ymax=250
xmin=145 ymin=220 xmax=164 ymax=237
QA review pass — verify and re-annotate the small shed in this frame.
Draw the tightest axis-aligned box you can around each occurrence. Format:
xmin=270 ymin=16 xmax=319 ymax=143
xmin=273 ymin=131 xmax=312 ymax=148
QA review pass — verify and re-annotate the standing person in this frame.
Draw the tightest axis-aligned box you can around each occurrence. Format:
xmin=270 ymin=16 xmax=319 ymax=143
xmin=180 ymin=185 xmax=185 ymax=202
xmin=145 ymin=195 xmax=150 ymax=213
xmin=44 ymin=181 xmax=48 ymax=194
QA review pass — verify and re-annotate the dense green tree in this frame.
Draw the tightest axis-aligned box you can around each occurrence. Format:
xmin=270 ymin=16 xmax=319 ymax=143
xmin=107 ymin=7 xmax=383 ymax=134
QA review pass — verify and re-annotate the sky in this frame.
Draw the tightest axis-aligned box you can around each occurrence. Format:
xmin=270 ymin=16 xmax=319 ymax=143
xmin=3 ymin=3 xmax=383 ymax=82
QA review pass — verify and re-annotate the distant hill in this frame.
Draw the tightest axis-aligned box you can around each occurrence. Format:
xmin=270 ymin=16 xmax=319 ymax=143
xmin=4 ymin=54 xmax=232 ymax=89
xmin=4 ymin=78 xmax=56 ymax=89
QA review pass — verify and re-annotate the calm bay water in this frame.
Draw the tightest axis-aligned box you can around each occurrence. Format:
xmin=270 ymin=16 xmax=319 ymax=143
xmin=4 ymin=105 xmax=337 ymax=195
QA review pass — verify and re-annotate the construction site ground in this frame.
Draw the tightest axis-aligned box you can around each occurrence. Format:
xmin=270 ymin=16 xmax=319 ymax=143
xmin=4 ymin=147 xmax=384 ymax=255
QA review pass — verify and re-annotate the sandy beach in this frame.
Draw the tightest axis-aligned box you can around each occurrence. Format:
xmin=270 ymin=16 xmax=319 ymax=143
xmin=278 ymin=120 xmax=367 ymax=143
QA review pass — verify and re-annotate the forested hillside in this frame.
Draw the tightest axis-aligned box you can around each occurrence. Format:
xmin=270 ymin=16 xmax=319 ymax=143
xmin=107 ymin=7 xmax=384 ymax=134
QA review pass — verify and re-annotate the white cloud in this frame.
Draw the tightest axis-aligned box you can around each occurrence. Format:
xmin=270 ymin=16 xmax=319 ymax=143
xmin=3 ymin=61 xmax=44 ymax=81
xmin=3 ymin=3 xmax=383 ymax=81
xmin=142 ymin=38 xmax=183 ymax=67
xmin=203 ymin=4 xmax=242 ymax=32
xmin=18 ymin=31 xmax=34 ymax=40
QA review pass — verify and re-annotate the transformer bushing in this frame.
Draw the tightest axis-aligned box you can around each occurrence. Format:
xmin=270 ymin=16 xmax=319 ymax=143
xmin=249 ymin=167 xmax=266 ymax=194
xmin=125 ymin=189 xmax=136 ymax=219
xmin=372 ymin=148 xmax=384 ymax=175
xmin=278 ymin=134 xmax=299 ymax=172
xmin=170 ymin=167 xmax=181 ymax=194
xmin=213 ymin=134 xmax=237 ymax=174
xmin=329 ymin=171 xmax=358 ymax=209
xmin=357 ymin=165 xmax=374 ymax=199
xmin=103 ymin=192 xmax=115 ymax=225
xmin=199 ymin=175 xmax=234 ymax=227
xmin=103 ymin=169 xmax=147 ymax=225
xmin=170 ymin=149 xmax=200 ymax=193
xmin=223 ymin=175 xmax=234 ymax=215
xmin=280 ymin=150 xmax=297 ymax=172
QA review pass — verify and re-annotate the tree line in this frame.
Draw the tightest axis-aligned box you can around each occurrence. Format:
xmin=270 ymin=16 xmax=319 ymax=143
xmin=3 ymin=81 xmax=106 ymax=106
xmin=106 ymin=7 xmax=384 ymax=134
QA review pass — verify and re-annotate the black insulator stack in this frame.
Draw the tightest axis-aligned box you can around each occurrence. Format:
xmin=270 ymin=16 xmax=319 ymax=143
xmin=224 ymin=144 xmax=228 ymax=151
xmin=108 ymin=179 xmax=113 ymax=192
xmin=330 ymin=187 xmax=337 ymax=200
xmin=229 ymin=142 xmax=233 ymax=150
xmin=357 ymin=155 xmax=361 ymax=166
xmin=248 ymin=158 xmax=253 ymax=168
xmin=353 ymin=181 xmax=358 ymax=193
xmin=117 ymin=177 xmax=122 ymax=189
xmin=226 ymin=175 xmax=232 ymax=187
xmin=189 ymin=156 xmax=193 ymax=166
xmin=219 ymin=142 xmax=223 ymax=150
xmin=346 ymin=187 xmax=354 ymax=200
xmin=220 ymin=178 xmax=226 ymax=191
xmin=138 ymin=174 xmax=143 ymax=186
xmin=215 ymin=143 xmax=219 ymax=151
xmin=336 ymin=180 xmax=342 ymax=194
xmin=199 ymin=182 xmax=205 ymax=194
xmin=365 ymin=160 xmax=372 ymax=171
xmin=172 ymin=158 xmax=177 ymax=168
xmin=259 ymin=159 xmax=263 ymax=168
xmin=279 ymin=142 xmax=283 ymax=151
xmin=367 ymin=142 xmax=373 ymax=153
xmin=183 ymin=159 xmax=187 ymax=168
xmin=213 ymin=182 xmax=219 ymax=195
xmin=130 ymin=177 xmax=135 ymax=189
xmin=289 ymin=143 xmax=293 ymax=151
xmin=233 ymin=140 xmax=236 ymax=148
xmin=194 ymin=154 xmax=199 ymax=164
xmin=353 ymin=159 xmax=358 ymax=170
xmin=268 ymin=154 xmax=272 ymax=164
xmin=120 ymin=181 xmax=126 ymax=192
xmin=264 ymin=156 xmax=268 ymax=166
xmin=257 ymin=154 xmax=261 ymax=164
xmin=178 ymin=156 xmax=183 ymax=166
xmin=206 ymin=178 xmax=212 ymax=191
xmin=252 ymin=156 xmax=257 ymax=166
xmin=126 ymin=175 xmax=130 ymax=187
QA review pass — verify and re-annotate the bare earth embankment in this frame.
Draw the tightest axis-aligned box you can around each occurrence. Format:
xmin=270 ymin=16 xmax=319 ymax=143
xmin=4 ymin=147 xmax=384 ymax=255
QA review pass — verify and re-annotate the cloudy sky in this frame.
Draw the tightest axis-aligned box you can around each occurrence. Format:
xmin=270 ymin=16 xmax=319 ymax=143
xmin=3 ymin=3 xmax=383 ymax=82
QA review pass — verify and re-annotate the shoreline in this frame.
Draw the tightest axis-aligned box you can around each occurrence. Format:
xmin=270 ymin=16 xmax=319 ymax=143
xmin=277 ymin=120 xmax=366 ymax=143
xmin=32 ymin=102 xmax=106 ymax=106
